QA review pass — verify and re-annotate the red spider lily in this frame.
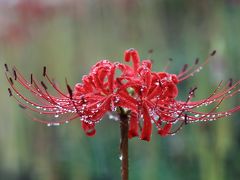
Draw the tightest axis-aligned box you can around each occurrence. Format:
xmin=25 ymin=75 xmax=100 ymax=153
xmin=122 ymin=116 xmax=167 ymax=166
xmin=5 ymin=49 xmax=240 ymax=141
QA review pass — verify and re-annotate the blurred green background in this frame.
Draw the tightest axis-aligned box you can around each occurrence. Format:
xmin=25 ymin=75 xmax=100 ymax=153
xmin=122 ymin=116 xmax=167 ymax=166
xmin=0 ymin=0 xmax=240 ymax=180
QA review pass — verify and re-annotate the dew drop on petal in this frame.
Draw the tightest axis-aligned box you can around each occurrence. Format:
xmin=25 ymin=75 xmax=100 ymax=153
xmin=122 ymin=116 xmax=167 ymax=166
xmin=155 ymin=82 xmax=160 ymax=86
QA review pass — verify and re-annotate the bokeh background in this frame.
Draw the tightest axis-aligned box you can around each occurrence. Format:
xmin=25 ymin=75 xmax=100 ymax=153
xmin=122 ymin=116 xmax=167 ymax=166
xmin=0 ymin=0 xmax=240 ymax=180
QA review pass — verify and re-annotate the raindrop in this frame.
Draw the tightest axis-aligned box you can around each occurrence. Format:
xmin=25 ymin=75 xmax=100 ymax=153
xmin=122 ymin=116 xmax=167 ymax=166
xmin=155 ymin=82 xmax=160 ymax=86
xmin=53 ymin=123 xmax=60 ymax=126
xmin=195 ymin=114 xmax=200 ymax=118
xmin=153 ymin=114 xmax=159 ymax=121
xmin=119 ymin=155 xmax=123 ymax=161
xmin=108 ymin=113 xmax=119 ymax=121
xmin=114 ymin=96 xmax=120 ymax=103
xmin=110 ymin=101 xmax=117 ymax=111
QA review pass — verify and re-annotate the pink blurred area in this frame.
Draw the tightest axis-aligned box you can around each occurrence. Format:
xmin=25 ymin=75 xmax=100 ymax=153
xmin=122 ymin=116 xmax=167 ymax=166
xmin=0 ymin=0 xmax=76 ymax=43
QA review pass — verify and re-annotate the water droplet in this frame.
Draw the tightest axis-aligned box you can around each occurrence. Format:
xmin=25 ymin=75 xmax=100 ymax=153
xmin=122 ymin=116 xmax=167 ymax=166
xmin=110 ymin=101 xmax=117 ymax=111
xmin=195 ymin=114 xmax=199 ymax=118
xmin=53 ymin=123 xmax=60 ymax=126
xmin=119 ymin=155 xmax=123 ymax=161
xmin=114 ymin=96 xmax=120 ymax=103
xmin=108 ymin=113 xmax=119 ymax=121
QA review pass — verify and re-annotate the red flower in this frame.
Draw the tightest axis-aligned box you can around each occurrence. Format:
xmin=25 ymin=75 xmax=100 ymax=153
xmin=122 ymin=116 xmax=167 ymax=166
xmin=5 ymin=49 xmax=240 ymax=141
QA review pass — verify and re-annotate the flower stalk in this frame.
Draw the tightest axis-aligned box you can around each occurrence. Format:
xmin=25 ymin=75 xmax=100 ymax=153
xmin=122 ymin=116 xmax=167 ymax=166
xmin=119 ymin=108 xmax=129 ymax=180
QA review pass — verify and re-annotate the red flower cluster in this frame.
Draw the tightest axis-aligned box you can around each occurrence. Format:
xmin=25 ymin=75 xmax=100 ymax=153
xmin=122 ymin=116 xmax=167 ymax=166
xmin=5 ymin=49 xmax=240 ymax=141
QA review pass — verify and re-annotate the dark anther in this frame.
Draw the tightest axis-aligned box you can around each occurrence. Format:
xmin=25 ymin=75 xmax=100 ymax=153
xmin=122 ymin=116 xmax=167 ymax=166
xmin=8 ymin=88 xmax=12 ymax=96
xmin=9 ymin=77 xmax=13 ymax=85
xmin=13 ymin=69 xmax=17 ymax=80
xmin=19 ymin=104 xmax=26 ymax=109
xmin=228 ymin=78 xmax=233 ymax=87
xmin=189 ymin=87 xmax=198 ymax=97
xmin=211 ymin=50 xmax=216 ymax=56
xmin=4 ymin=64 xmax=8 ymax=71
xmin=41 ymin=81 xmax=47 ymax=90
xmin=157 ymin=80 xmax=162 ymax=87
xmin=181 ymin=64 xmax=188 ymax=72
xmin=65 ymin=78 xmax=73 ymax=99
xmin=43 ymin=66 xmax=46 ymax=77
xmin=184 ymin=114 xmax=188 ymax=125
xmin=128 ymin=48 xmax=135 ymax=51
xmin=67 ymin=85 xmax=73 ymax=99
xmin=192 ymin=86 xmax=198 ymax=92
xmin=30 ymin=74 xmax=33 ymax=84
xmin=168 ymin=58 xmax=173 ymax=62
xmin=195 ymin=58 xmax=199 ymax=65
xmin=148 ymin=49 xmax=154 ymax=54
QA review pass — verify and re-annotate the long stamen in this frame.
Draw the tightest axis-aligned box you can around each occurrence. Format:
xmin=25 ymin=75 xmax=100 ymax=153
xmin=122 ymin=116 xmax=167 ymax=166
xmin=178 ymin=50 xmax=216 ymax=81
